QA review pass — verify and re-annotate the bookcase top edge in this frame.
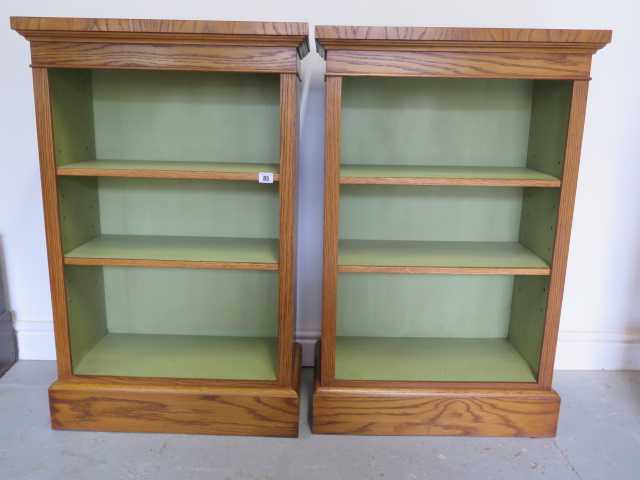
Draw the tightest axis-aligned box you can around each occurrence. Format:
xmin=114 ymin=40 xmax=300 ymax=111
xmin=11 ymin=17 xmax=309 ymax=36
xmin=315 ymin=25 xmax=611 ymax=57
xmin=10 ymin=16 xmax=310 ymax=57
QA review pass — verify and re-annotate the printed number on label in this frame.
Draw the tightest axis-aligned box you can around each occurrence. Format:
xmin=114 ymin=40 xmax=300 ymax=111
xmin=259 ymin=172 xmax=274 ymax=183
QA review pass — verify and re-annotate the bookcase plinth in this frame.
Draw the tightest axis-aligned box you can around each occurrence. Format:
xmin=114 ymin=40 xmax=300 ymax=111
xmin=312 ymin=356 xmax=559 ymax=437
xmin=50 ymin=344 xmax=302 ymax=437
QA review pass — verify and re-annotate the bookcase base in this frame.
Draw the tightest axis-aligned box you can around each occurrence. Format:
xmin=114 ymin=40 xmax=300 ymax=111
xmin=312 ymin=365 xmax=560 ymax=437
xmin=49 ymin=344 xmax=302 ymax=437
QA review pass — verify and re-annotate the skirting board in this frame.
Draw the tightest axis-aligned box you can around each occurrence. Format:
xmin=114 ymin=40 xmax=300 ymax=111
xmin=14 ymin=321 xmax=640 ymax=370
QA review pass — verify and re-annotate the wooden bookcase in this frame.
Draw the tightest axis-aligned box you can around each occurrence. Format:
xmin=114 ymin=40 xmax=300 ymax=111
xmin=12 ymin=17 xmax=309 ymax=437
xmin=313 ymin=26 xmax=610 ymax=436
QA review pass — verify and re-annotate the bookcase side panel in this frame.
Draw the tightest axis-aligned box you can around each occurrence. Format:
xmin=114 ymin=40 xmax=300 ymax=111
xmin=49 ymin=69 xmax=96 ymax=167
xmin=65 ymin=265 xmax=107 ymax=367
xmin=526 ymin=81 xmax=573 ymax=178
xmin=518 ymin=188 xmax=561 ymax=265
xmin=508 ymin=275 xmax=550 ymax=377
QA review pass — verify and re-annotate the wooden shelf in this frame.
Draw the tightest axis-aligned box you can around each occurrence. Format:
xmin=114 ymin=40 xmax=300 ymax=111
xmin=335 ymin=337 xmax=537 ymax=383
xmin=340 ymin=165 xmax=560 ymax=187
xmin=64 ymin=234 xmax=279 ymax=269
xmin=338 ymin=240 xmax=550 ymax=274
xmin=74 ymin=333 xmax=278 ymax=380
xmin=58 ymin=160 xmax=280 ymax=181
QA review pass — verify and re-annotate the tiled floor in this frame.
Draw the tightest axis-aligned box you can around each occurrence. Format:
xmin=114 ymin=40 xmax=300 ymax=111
xmin=1 ymin=361 xmax=638 ymax=479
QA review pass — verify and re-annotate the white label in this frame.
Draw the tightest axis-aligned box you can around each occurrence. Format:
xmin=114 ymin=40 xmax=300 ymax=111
xmin=259 ymin=172 xmax=274 ymax=183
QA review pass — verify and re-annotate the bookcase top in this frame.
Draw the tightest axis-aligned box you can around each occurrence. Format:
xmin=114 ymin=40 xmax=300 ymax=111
xmin=315 ymin=25 xmax=611 ymax=57
xmin=11 ymin=17 xmax=310 ymax=57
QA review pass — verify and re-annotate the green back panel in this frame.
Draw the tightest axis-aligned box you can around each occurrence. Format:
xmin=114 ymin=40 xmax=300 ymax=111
xmin=49 ymin=69 xmax=96 ymax=166
xmin=74 ymin=333 xmax=277 ymax=380
xmin=337 ymin=273 xmax=515 ymax=338
xmin=335 ymin=337 xmax=536 ymax=382
xmin=508 ymin=275 xmax=550 ymax=376
xmin=526 ymin=81 xmax=573 ymax=178
xmin=103 ymin=267 xmax=278 ymax=336
xmin=97 ymin=178 xmax=279 ymax=238
xmin=65 ymin=266 xmax=107 ymax=367
xmin=57 ymin=177 xmax=101 ymax=253
xmin=339 ymin=185 xmax=523 ymax=241
xmin=341 ymin=77 xmax=534 ymax=166
xmin=518 ymin=188 xmax=560 ymax=264
xmin=91 ymin=70 xmax=280 ymax=163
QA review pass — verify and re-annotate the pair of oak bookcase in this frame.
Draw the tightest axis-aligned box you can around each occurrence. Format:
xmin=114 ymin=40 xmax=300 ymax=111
xmin=11 ymin=17 xmax=610 ymax=437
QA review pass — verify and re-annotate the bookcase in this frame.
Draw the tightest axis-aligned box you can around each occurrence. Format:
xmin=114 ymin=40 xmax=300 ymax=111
xmin=313 ymin=26 xmax=610 ymax=436
xmin=12 ymin=17 xmax=308 ymax=437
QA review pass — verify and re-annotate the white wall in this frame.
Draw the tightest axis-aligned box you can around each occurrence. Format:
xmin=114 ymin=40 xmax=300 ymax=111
xmin=1 ymin=0 xmax=638 ymax=369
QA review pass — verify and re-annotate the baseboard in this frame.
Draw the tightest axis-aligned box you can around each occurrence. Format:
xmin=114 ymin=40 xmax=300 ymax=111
xmin=14 ymin=320 xmax=56 ymax=360
xmin=14 ymin=322 xmax=640 ymax=370
xmin=554 ymin=330 xmax=640 ymax=370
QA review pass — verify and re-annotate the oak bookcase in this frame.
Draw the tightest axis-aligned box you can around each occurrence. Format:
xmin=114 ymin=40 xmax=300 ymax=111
xmin=313 ymin=26 xmax=610 ymax=436
xmin=12 ymin=17 xmax=308 ymax=437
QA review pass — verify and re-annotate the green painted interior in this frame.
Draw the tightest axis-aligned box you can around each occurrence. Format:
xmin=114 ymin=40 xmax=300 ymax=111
xmin=335 ymin=337 xmax=536 ymax=382
xmin=91 ymin=69 xmax=280 ymax=163
xmin=100 ymin=267 xmax=278 ymax=336
xmin=518 ymin=188 xmax=561 ymax=265
xmin=341 ymin=77 xmax=534 ymax=167
xmin=65 ymin=235 xmax=279 ymax=264
xmin=508 ymin=276 xmax=550 ymax=376
xmin=98 ymin=177 xmax=278 ymax=238
xmin=57 ymin=177 xmax=101 ymax=254
xmin=73 ymin=333 xmax=277 ymax=380
xmin=49 ymin=69 xmax=96 ymax=167
xmin=65 ymin=266 xmax=107 ymax=367
xmin=340 ymin=165 xmax=559 ymax=181
xmin=58 ymin=160 xmax=280 ymax=175
xmin=339 ymin=240 xmax=549 ymax=269
xmin=526 ymin=81 xmax=573 ymax=178
xmin=339 ymin=185 xmax=523 ymax=241
xmin=337 ymin=274 xmax=515 ymax=338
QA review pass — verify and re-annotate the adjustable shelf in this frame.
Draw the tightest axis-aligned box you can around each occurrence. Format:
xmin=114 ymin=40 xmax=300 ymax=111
xmin=58 ymin=160 xmax=281 ymax=181
xmin=13 ymin=16 xmax=308 ymax=437
xmin=340 ymin=165 xmax=560 ymax=187
xmin=338 ymin=240 xmax=550 ymax=274
xmin=314 ymin=25 xmax=610 ymax=437
xmin=63 ymin=235 xmax=279 ymax=269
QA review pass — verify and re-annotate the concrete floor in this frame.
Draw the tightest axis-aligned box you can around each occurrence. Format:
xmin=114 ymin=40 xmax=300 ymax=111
xmin=0 ymin=362 xmax=638 ymax=480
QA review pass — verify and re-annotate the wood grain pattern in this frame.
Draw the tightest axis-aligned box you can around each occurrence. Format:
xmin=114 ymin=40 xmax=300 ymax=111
xmin=315 ymin=25 xmax=611 ymax=44
xmin=64 ymin=257 xmax=278 ymax=270
xmin=326 ymin=50 xmax=593 ymax=79
xmin=12 ymin=17 xmax=309 ymax=57
xmin=57 ymin=167 xmax=281 ymax=182
xmin=30 ymin=42 xmax=299 ymax=73
xmin=537 ymin=81 xmax=589 ymax=389
xmin=277 ymin=74 xmax=298 ymax=388
xmin=340 ymin=176 xmax=560 ymax=187
xmin=321 ymin=77 xmax=342 ymax=387
xmin=312 ymin=385 xmax=560 ymax=437
xmin=50 ymin=382 xmax=300 ymax=437
xmin=12 ymin=17 xmax=308 ymax=36
xmin=316 ymin=26 xmax=610 ymax=59
xmin=32 ymin=68 xmax=73 ymax=381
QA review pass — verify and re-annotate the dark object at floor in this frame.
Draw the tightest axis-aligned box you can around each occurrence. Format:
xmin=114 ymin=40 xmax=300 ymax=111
xmin=0 ymin=265 xmax=17 ymax=376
